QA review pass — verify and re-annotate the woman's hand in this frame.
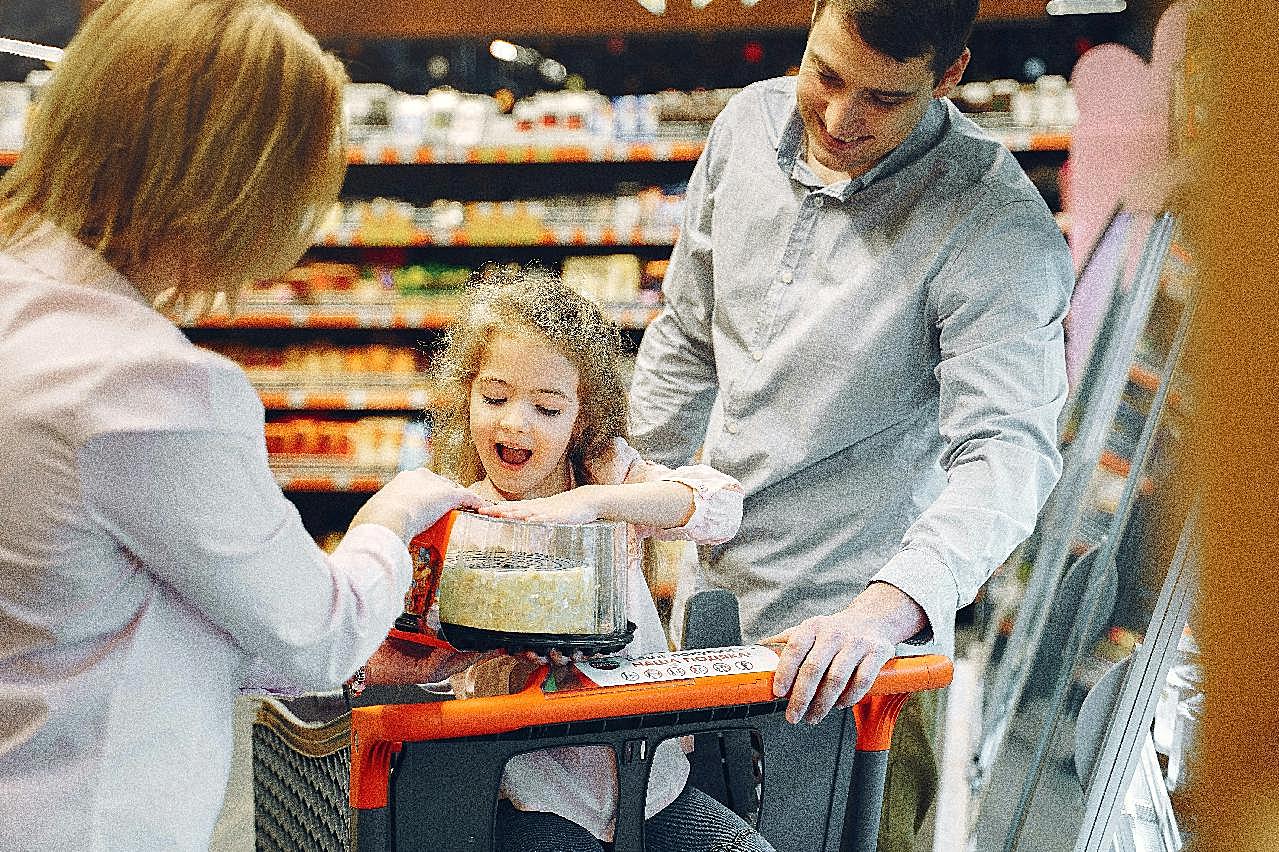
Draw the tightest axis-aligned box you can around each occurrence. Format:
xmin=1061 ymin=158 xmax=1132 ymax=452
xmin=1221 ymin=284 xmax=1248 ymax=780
xmin=363 ymin=638 xmax=500 ymax=686
xmin=351 ymin=468 xmax=489 ymax=542
xmin=477 ymin=486 xmax=603 ymax=525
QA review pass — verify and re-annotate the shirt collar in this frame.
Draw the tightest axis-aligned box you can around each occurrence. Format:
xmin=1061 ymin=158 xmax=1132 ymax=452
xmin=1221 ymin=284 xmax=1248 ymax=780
xmin=2 ymin=218 xmax=152 ymax=307
xmin=777 ymin=97 xmax=950 ymax=198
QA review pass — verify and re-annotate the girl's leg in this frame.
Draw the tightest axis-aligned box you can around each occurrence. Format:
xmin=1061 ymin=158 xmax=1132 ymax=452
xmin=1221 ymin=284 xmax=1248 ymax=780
xmin=493 ymin=800 xmax=605 ymax=852
xmin=642 ymin=784 xmax=778 ymax=852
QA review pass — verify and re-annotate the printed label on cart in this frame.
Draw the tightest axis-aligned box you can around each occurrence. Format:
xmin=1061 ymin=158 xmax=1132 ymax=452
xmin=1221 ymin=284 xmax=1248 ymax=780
xmin=568 ymin=645 xmax=780 ymax=689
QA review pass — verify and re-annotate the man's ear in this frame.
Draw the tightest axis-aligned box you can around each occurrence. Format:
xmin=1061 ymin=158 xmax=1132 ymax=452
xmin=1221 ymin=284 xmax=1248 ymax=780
xmin=933 ymin=48 xmax=971 ymax=99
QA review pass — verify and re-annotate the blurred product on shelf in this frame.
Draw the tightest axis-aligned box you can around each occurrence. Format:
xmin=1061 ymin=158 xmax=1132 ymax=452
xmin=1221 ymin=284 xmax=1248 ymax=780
xmin=561 ymin=254 xmax=642 ymax=303
xmin=1156 ymin=627 xmax=1202 ymax=794
xmin=341 ymin=79 xmax=1075 ymax=154
xmin=315 ymin=531 xmax=344 ymax=553
xmin=311 ymin=186 xmax=685 ymax=247
xmin=265 ymin=415 xmax=411 ymax=469
xmin=202 ymin=341 xmax=424 ymax=380
xmin=0 ymin=79 xmax=1075 ymax=161
xmin=0 ymin=82 xmax=29 ymax=151
xmin=953 ymin=75 xmax=1079 ymax=129
xmin=640 ymin=259 xmax=668 ymax=305
xmin=236 ymin=260 xmax=468 ymax=309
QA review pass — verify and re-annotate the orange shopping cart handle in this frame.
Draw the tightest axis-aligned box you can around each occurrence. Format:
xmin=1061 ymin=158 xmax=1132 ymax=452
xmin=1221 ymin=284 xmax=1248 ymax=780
xmin=359 ymin=652 xmax=949 ymax=743
xmin=349 ymin=652 xmax=952 ymax=809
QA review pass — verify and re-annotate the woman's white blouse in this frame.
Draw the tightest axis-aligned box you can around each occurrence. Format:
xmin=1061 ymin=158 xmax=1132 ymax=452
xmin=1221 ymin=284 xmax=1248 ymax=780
xmin=0 ymin=223 xmax=411 ymax=850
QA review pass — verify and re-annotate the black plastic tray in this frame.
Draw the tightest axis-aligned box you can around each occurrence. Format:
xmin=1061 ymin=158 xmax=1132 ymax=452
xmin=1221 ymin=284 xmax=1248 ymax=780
xmin=439 ymin=621 xmax=637 ymax=656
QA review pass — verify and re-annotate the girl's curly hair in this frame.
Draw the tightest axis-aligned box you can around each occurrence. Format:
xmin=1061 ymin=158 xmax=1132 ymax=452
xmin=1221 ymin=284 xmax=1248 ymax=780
xmin=428 ymin=266 xmax=628 ymax=486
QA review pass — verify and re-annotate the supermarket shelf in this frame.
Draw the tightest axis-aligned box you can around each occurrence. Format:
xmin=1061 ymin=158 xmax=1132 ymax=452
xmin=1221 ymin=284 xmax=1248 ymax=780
xmin=254 ymin=385 xmax=430 ymax=411
xmin=272 ymin=464 xmax=395 ymax=492
xmin=1129 ymin=363 xmax=1186 ymax=411
xmin=0 ymin=130 xmax=1067 ymax=174
xmin=189 ymin=301 xmax=660 ymax=330
xmin=1098 ymin=450 xmax=1157 ymax=497
xmin=986 ymin=128 xmax=1072 ymax=152
xmin=316 ymin=224 xmax=680 ymax=248
xmin=346 ymin=139 xmax=706 ymax=165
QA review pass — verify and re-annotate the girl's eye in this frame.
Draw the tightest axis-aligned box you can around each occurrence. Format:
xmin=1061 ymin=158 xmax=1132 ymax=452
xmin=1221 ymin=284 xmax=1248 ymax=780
xmin=482 ymin=395 xmax=506 ymax=406
xmin=535 ymin=405 xmax=562 ymax=417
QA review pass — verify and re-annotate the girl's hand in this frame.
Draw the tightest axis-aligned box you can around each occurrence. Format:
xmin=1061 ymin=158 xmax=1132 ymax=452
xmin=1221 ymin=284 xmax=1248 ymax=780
xmin=519 ymin=648 xmax=587 ymax=667
xmin=477 ymin=486 xmax=603 ymax=525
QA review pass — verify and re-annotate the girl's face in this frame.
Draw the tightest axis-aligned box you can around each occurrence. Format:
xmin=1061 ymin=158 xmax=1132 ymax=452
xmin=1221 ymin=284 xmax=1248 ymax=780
xmin=469 ymin=330 xmax=582 ymax=500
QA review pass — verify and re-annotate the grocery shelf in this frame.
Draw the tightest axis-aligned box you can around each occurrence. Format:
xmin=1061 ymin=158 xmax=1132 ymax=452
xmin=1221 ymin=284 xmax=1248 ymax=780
xmin=346 ymin=139 xmax=706 ymax=165
xmin=254 ymin=386 xmax=430 ymax=411
xmin=271 ymin=463 xmax=395 ymax=492
xmin=1128 ymin=364 xmax=1186 ymax=411
xmin=188 ymin=301 xmax=660 ymax=330
xmin=316 ymin=224 xmax=680 ymax=248
xmin=1098 ymin=450 xmax=1157 ymax=497
xmin=986 ymin=128 xmax=1072 ymax=152
xmin=0 ymin=130 xmax=1067 ymax=176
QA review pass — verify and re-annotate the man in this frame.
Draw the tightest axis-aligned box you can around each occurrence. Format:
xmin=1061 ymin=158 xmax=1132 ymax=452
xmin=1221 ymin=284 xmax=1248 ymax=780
xmin=629 ymin=0 xmax=1072 ymax=846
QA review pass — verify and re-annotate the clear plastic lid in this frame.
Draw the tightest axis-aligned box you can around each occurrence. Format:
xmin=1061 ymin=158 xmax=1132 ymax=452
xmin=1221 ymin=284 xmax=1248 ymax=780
xmin=435 ymin=512 xmax=629 ymax=637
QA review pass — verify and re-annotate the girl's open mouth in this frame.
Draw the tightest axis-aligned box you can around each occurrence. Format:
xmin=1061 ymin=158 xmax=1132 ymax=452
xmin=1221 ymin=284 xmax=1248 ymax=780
xmin=496 ymin=443 xmax=532 ymax=466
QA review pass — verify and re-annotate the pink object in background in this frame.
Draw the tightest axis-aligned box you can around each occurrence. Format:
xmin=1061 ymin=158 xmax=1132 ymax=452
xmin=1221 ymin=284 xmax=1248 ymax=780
xmin=1063 ymin=3 xmax=1188 ymax=385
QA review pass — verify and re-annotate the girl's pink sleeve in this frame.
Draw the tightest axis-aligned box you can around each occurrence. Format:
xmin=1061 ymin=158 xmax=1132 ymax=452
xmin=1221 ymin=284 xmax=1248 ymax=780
xmin=589 ymin=437 xmax=744 ymax=545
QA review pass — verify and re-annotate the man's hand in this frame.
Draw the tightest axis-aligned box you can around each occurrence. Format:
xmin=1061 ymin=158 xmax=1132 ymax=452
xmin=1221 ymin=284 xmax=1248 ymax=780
xmin=762 ymin=583 xmax=928 ymax=725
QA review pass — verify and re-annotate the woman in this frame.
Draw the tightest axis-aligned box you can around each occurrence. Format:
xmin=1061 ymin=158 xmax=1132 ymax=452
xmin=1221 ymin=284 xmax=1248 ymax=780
xmin=0 ymin=1 xmax=480 ymax=848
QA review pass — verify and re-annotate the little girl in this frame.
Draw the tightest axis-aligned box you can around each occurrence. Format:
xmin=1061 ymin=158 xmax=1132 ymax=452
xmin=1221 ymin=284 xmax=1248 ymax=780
xmin=428 ymin=269 xmax=774 ymax=852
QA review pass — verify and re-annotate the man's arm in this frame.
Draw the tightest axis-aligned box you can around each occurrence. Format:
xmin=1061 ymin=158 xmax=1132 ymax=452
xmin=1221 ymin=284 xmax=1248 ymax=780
xmin=769 ymin=200 xmax=1073 ymax=723
xmin=628 ymin=115 xmax=725 ymax=466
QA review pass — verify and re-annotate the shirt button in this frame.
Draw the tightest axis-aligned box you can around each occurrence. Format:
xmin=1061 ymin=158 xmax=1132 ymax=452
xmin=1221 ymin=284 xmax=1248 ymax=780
xmin=725 ymin=422 xmax=739 ymax=435
xmin=751 ymin=350 xmax=763 ymax=361
xmin=780 ymin=271 xmax=793 ymax=284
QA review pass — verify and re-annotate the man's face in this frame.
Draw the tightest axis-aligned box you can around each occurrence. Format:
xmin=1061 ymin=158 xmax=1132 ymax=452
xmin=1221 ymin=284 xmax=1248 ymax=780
xmin=795 ymin=6 xmax=968 ymax=181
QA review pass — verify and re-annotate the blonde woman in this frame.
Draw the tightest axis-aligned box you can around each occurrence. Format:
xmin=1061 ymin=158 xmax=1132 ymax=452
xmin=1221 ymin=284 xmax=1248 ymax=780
xmin=0 ymin=1 xmax=484 ymax=848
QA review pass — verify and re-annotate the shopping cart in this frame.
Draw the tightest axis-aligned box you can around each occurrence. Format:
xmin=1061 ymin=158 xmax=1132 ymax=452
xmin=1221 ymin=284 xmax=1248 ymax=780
xmin=347 ymin=591 xmax=952 ymax=852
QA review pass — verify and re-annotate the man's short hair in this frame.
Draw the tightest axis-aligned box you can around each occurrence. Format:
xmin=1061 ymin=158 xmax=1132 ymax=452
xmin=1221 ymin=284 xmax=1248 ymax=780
xmin=813 ymin=0 xmax=980 ymax=81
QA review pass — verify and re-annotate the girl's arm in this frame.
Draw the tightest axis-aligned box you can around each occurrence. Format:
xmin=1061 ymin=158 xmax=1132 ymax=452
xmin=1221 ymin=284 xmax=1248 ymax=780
xmin=477 ymin=438 xmax=744 ymax=545
xmin=478 ymin=480 xmax=696 ymax=529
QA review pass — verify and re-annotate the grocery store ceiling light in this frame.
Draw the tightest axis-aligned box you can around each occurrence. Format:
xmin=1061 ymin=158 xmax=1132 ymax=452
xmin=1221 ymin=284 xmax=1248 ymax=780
xmin=489 ymin=40 xmax=519 ymax=62
xmin=1045 ymin=0 xmax=1126 ymax=13
xmin=0 ymin=37 xmax=63 ymax=63
xmin=637 ymin=0 xmax=764 ymax=10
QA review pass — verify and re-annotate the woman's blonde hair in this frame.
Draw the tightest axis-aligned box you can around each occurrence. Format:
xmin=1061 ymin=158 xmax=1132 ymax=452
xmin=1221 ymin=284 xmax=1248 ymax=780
xmin=430 ymin=267 xmax=629 ymax=487
xmin=0 ymin=0 xmax=348 ymax=301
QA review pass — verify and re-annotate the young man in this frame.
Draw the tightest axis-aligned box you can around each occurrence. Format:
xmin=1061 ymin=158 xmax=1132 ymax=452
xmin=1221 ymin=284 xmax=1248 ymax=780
xmin=629 ymin=0 xmax=1073 ymax=845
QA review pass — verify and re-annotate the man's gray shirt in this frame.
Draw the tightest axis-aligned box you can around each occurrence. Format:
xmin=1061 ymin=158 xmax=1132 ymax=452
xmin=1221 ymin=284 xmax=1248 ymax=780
xmin=629 ymin=76 xmax=1073 ymax=656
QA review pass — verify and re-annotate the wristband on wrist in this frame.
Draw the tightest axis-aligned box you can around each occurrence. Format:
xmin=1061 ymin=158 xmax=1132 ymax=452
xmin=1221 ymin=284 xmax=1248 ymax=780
xmin=344 ymin=665 xmax=367 ymax=702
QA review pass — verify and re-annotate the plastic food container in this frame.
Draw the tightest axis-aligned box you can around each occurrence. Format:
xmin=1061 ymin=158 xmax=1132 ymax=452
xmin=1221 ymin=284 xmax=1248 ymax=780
xmin=394 ymin=511 xmax=634 ymax=655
